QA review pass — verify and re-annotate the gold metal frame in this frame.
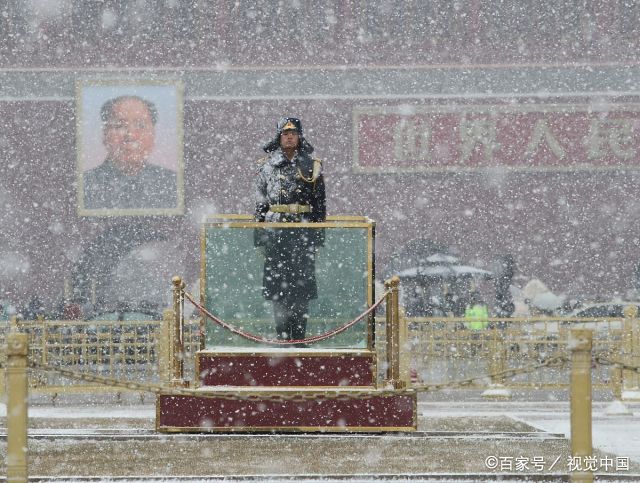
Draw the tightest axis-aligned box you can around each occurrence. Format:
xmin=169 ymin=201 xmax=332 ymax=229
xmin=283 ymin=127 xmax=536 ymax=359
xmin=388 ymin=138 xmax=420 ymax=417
xmin=205 ymin=214 xmax=372 ymax=222
xmin=199 ymin=214 xmax=376 ymax=350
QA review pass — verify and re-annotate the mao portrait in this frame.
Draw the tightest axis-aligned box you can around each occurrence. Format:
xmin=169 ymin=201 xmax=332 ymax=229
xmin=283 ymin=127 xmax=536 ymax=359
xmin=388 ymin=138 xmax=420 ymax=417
xmin=76 ymin=81 xmax=184 ymax=216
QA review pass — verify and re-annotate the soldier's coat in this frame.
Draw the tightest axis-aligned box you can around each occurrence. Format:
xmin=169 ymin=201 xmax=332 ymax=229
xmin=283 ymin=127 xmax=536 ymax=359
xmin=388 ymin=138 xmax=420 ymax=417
xmin=254 ymin=148 xmax=325 ymax=223
xmin=254 ymin=147 xmax=326 ymax=301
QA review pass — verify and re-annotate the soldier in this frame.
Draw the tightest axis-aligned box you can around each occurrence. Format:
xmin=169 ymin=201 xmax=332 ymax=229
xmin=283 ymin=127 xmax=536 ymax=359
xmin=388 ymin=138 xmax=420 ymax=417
xmin=254 ymin=117 xmax=326 ymax=345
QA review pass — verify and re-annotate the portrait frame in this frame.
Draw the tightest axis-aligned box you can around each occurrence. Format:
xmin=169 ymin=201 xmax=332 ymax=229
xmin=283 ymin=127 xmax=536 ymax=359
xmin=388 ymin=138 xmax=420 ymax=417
xmin=76 ymin=79 xmax=185 ymax=217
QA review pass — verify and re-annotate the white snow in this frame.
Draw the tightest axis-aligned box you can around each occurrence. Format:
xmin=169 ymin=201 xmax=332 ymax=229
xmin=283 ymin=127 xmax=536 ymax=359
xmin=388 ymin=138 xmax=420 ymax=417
xmin=422 ymin=400 xmax=640 ymax=464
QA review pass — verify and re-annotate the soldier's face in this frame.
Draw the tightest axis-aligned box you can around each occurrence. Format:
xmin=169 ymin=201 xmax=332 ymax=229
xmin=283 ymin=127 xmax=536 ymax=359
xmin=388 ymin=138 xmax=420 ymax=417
xmin=280 ymin=130 xmax=300 ymax=150
xmin=103 ymin=98 xmax=156 ymax=173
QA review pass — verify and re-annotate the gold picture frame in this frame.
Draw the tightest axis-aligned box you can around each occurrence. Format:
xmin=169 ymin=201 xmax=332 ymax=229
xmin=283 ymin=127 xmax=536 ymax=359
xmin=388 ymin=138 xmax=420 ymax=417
xmin=76 ymin=79 xmax=184 ymax=216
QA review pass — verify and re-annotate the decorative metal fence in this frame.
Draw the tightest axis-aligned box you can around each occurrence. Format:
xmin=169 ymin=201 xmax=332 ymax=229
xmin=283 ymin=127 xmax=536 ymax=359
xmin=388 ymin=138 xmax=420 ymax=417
xmin=0 ymin=314 xmax=202 ymax=397
xmin=380 ymin=315 xmax=639 ymax=394
xmin=1 ymin=313 xmax=639 ymax=398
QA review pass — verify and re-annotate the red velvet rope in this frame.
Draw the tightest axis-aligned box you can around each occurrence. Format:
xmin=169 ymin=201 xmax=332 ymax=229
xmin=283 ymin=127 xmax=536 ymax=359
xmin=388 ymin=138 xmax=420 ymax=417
xmin=183 ymin=290 xmax=389 ymax=345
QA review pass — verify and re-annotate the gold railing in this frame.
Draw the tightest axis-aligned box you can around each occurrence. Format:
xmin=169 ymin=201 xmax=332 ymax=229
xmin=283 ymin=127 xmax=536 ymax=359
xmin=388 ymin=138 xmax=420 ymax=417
xmin=2 ymin=324 xmax=611 ymax=482
xmin=0 ymin=314 xmax=201 ymax=397
xmin=1 ymin=311 xmax=638 ymax=397
xmin=405 ymin=316 xmax=634 ymax=392
xmin=374 ymin=313 xmax=639 ymax=396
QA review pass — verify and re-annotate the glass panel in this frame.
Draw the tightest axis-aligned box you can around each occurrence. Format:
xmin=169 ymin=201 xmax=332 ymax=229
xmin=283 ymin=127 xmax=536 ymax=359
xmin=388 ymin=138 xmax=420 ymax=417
xmin=202 ymin=221 xmax=373 ymax=349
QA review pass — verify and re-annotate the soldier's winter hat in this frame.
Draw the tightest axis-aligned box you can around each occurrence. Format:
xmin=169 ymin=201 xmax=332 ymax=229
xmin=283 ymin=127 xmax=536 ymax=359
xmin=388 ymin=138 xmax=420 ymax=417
xmin=262 ymin=116 xmax=314 ymax=153
xmin=278 ymin=117 xmax=303 ymax=135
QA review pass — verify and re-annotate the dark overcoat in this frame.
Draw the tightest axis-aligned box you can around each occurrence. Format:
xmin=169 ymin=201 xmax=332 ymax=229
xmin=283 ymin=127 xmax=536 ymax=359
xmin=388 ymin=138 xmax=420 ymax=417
xmin=254 ymin=147 xmax=326 ymax=302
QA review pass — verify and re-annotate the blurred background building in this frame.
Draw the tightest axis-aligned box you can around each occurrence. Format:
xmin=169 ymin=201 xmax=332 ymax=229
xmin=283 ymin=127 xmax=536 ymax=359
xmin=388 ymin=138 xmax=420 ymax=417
xmin=1 ymin=0 xmax=639 ymax=318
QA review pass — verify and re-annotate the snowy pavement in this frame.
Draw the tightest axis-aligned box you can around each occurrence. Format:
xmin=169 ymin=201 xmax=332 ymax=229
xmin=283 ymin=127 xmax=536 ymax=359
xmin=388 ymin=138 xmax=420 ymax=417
xmin=3 ymin=399 xmax=640 ymax=459
xmin=3 ymin=399 xmax=640 ymax=463
xmin=420 ymin=400 xmax=640 ymax=464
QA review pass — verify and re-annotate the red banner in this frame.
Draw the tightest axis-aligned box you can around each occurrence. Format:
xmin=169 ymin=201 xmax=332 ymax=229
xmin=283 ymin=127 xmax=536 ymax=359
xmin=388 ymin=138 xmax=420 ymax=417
xmin=354 ymin=103 xmax=640 ymax=172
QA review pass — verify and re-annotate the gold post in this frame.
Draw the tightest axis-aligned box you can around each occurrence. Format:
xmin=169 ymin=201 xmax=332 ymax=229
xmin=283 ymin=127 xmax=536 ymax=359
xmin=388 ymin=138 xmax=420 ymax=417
xmin=392 ymin=276 xmax=407 ymax=389
xmin=570 ymin=329 xmax=593 ymax=483
xmin=482 ymin=328 xmax=511 ymax=399
xmin=622 ymin=305 xmax=639 ymax=397
xmin=384 ymin=276 xmax=404 ymax=389
xmin=632 ymin=306 xmax=640 ymax=394
xmin=391 ymin=276 xmax=400 ymax=385
xmin=6 ymin=332 xmax=29 ymax=483
xmin=487 ymin=335 xmax=500 ymax=382
xmin=0 ymin=357 xmax=4 ymax=398
xmin=171 ymin=276 xmax=187 ymax=387
xmin=398 ymin=305 xmax=410 ymax=387
xmin=611 ymin=363 xmax=623 ymax=401
xmin=384 ymin=278 xmax=393 ymax=387
xmin=159 ymin=309 xmax=173 ymax=384
xmin=492 ymin=335 xmax=505 ymax=385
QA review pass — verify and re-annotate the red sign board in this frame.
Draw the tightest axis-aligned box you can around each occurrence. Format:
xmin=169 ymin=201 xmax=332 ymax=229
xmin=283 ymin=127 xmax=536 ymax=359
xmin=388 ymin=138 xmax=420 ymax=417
xmin=353 ymin=103 xmax=640 ymax=172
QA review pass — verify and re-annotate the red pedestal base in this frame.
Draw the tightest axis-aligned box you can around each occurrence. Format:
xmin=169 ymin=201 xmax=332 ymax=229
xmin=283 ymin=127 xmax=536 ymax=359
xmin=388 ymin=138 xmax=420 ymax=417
xmin=157 ymin=349 xmax=416 ymax=433
xmin=156 ymin=389 xmax=416 ymax=432
xmin=197 ymin=349 xmax=376 ymax=387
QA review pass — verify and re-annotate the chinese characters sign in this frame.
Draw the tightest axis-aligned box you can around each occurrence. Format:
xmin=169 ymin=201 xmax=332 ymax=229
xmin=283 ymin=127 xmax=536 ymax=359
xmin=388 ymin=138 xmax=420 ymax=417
xmin=353 ymin=103 xmax=640 ymax=172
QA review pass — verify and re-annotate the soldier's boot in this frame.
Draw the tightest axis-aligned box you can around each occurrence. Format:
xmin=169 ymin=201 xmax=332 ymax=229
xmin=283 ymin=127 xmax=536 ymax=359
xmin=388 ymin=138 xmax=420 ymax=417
xmin=275 ymin=324 xmax=289 ymax=340
xmin=290 ymin=313 xmax=308 ymax=348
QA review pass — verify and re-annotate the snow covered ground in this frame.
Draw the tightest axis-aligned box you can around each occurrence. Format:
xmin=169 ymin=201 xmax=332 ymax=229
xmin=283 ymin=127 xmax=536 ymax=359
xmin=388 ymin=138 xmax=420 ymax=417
xmin=421 ymin=400 xmax=640 ymax=464
xmin=3 ymin=399 xmax=640 ymax=457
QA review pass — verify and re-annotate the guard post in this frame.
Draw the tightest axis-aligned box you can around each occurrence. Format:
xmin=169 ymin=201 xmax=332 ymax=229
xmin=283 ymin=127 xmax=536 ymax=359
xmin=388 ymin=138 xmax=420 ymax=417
xmin=570 ymin=329 xmax=593 ymax=483
xmin=6 ymin=331 xmax=29 ymax=483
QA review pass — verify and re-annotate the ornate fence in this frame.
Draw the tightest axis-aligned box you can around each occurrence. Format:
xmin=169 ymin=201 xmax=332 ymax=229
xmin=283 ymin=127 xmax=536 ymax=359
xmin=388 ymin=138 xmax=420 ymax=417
xmin=404 ymin=317 xmax=628 ymax=390
xmin=0 ymin=313 xmax=202 ymax=397
xmin=1 ymin=312 xmax=639 ymax=398
xmin=381 ymin=313 xmax=639 ymax=397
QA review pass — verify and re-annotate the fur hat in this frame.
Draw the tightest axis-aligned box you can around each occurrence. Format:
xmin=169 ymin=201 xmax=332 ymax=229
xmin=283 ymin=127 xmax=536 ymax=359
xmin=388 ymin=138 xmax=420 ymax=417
xmin=262 ymin=117 xmax=314 ymax=153
xmin=278 ymin=117 xmax=302 ymax=135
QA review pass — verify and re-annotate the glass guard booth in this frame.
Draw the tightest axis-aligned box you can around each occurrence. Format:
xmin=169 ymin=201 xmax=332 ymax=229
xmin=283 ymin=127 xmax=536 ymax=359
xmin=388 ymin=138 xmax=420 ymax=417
xmin=201 ymin=215 xmax=375 ymax=350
